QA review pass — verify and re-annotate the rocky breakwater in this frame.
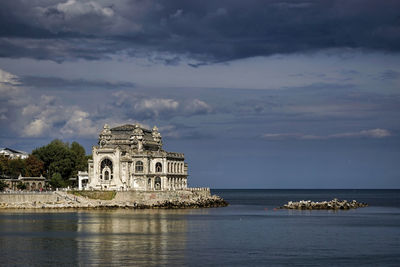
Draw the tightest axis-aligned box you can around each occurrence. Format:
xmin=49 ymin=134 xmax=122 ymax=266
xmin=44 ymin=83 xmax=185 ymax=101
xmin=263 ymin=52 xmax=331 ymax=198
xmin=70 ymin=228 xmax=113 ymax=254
xmin=143 ymin=194 xmax=228 ymax=209
xmin=281 ymin=198 xmax=368 ymax=210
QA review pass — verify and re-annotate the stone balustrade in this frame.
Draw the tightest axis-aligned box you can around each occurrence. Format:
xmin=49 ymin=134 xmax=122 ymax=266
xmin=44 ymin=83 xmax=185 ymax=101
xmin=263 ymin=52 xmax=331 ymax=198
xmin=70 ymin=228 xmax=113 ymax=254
xmin=186 ymin=187 xmax=210 ymax=192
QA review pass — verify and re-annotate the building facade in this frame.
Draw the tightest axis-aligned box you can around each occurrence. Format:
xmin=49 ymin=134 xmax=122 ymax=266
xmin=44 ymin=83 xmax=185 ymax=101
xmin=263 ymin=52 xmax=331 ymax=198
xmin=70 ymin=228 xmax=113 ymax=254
xmin=0 ymin=148 xmax=28 ymax=159
xmin=84 ymin=124 xmax=188 ymax=191
xmin=1 ymin=174 xmax=46 ymax=191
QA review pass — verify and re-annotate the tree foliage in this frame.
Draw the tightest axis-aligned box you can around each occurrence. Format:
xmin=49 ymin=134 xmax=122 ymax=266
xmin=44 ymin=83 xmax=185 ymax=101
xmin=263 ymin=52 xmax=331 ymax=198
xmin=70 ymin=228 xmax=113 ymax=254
xmin=25 ymin=155 xmax=45 ymax=177
xmin=0 ymin=140 xmax=88 ymax=188
xmin=16 ymin=182 xmax=26 ymax=190
xmin=49 ymin=172 xmax=67 ymax=189
xmin=0 ymin=180 xmax=7 ymax=191
xmin=0 ymin=156 xmax=8 ymax=176
xmin=0 ymin=155 xmax=45 ymax=179
xmin=32 ymin=139 xmax=88 ymax=186
xmin=7 ymin=158 xmax=26 ymax=178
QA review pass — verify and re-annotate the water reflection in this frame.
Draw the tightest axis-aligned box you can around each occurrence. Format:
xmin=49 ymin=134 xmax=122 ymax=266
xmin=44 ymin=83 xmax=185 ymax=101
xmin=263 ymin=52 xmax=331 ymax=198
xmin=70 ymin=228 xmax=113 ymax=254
xmin=76 ymin=209 xmax=189 ymax=266
xmin=0 ymin=210 xmax=80 ymax=266
xmin=0 ymin=209 xmax=193 ymax=266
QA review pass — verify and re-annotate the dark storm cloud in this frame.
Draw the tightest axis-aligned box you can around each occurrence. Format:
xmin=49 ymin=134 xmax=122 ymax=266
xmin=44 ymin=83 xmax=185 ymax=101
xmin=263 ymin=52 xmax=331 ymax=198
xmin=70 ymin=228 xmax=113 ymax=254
xmin=0 ymin=0 xmax=399 ymax=62
xmin=21 ymin=76 xmax=135 ymax=89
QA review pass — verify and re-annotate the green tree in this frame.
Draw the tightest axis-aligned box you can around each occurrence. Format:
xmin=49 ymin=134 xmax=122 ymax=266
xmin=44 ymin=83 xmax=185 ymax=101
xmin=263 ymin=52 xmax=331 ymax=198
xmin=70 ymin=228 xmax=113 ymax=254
xmin=70 ymin=141 xmax=87 ymax=176
xmin=16 ymin=182 xmax=27 ymax=190
xmin=49 ymin=173 xmax=67 ymax=189
xmin=33 ymin=139 xmax=73 ymax=181
xmin=0 ymin=180 xmax=7 ymax=191
xmin=8 ymin=158 xmax=26 ymax=178
xmin=25 ymin=155 xmax=45 ymax=177
xmin=32 ymin=139 xmax=89 ymax=188
xmin=0 ymin=155 xmax=8 ymax=177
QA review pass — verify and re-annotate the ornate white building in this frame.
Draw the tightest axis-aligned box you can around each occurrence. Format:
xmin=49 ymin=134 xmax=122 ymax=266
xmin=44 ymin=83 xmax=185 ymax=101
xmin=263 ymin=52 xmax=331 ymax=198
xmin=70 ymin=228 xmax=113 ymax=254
xmin=83 ymin=124 xmax=188 ymax=191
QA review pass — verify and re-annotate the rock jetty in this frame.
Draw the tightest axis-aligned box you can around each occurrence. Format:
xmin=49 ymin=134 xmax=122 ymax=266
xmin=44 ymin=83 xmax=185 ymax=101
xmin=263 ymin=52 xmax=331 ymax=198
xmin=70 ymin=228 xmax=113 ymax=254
xmin=281 ymin=198 xmax=368 ymax=210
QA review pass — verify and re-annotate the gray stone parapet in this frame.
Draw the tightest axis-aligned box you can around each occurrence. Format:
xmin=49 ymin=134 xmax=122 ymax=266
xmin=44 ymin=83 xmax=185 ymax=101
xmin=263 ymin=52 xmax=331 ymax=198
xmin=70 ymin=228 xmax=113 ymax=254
xmin=185 ymin=187 xmax=210 ymax=192
xmin=166 ymin=152 xmax=185 ymax=159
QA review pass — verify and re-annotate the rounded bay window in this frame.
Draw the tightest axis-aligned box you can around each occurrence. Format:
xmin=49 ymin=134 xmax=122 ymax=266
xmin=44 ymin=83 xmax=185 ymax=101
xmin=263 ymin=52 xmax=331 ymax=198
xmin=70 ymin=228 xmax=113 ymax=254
xmin=100 ymin=158 xmax=113 ymax=181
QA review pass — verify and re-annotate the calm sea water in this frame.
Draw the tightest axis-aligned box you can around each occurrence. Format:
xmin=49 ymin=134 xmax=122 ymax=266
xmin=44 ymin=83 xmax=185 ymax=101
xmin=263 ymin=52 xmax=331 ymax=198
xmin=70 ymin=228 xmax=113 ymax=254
xmin=0 ymin=189 xmax=399 ymax=266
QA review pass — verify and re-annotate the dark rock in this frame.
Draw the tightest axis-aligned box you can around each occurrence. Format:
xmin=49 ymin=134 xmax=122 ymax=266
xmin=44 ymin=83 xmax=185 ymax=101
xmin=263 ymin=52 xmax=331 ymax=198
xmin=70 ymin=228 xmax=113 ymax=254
xmin=281 ymin=199 xmax=368 ymax=210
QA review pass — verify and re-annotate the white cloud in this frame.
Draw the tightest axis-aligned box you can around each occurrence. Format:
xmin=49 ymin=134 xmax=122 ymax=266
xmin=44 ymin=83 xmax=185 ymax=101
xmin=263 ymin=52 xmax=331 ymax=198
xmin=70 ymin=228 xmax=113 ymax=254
xmin=0 ymin=68 xmax=20 ymax=86
xmin=0 ymin=107 xmax=7 ymax=120
xmin=158 ymin=125 xmax=181 ymax=138
xmin=262 ymin=128 xmax=393 ymax=140
xmin=22 ymin=119 xmax=51 ymax=137
xmin=60 ymin=109 xmax=98 ymax=138
xmin=331 ymin=128 xmax=392 ymax=139
xmin=0 ymin=68 xmax=23 ymax=98
xmin=262 ymin=133 xmax=300 ymax=139
xmin=170 ymin=9 xmax=183 ymax=19
xmin=36 ymin=0 xmax=142 ymax=35
xmin=22 ymin=105 xmax=41 ymax=116
xmin=56 ymin=0 xmax=114 ymax=18
xmin=184 ymin=99 xmax=212 ymax=115
xmin=17 ymin=90 xmax=97 ymax=138
xmin=134 ymin=98 xmax=179 ymax=117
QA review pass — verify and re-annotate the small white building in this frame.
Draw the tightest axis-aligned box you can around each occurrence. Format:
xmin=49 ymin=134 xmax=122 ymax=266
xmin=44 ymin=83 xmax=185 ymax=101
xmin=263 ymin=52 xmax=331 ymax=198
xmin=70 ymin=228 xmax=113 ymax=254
xmin=0 ymin=148 xmax=29 ymax=159
xmin=84 ymin=124 xmax=188 ymax=191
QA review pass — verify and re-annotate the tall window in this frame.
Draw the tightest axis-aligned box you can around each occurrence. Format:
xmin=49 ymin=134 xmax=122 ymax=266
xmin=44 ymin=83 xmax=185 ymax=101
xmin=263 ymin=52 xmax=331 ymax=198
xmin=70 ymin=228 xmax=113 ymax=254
xmin=135 ymin=161 xmax=143 ymax=172
xmin=156 ymin=162 xmax=162 ymax=172
xmin=100 ymin=158 xmax=113 ymax=180
xmin=155 ymin=177 xmax=161 ymax=190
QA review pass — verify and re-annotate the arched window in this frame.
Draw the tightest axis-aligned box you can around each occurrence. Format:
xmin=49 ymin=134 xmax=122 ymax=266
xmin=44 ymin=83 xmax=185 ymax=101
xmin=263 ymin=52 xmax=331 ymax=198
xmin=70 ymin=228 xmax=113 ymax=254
xmin=155 ymin=177 xmax=161 ymax=190
xmin=135 ymin=161 xmax=143 ymax=172
xmin=156 ymin=162 xmax=162 ymax=172
xmin=31 ymin=183 xmax=36 ymax=191
xmin=100 ymin=158 xmax=113 ymax=180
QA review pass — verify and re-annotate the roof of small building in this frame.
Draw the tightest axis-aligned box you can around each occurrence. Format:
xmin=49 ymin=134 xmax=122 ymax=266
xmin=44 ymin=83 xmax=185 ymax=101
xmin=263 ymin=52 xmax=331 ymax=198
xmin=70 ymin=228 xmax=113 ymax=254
xmin=0 ymin=147 xmax=28 ymax=155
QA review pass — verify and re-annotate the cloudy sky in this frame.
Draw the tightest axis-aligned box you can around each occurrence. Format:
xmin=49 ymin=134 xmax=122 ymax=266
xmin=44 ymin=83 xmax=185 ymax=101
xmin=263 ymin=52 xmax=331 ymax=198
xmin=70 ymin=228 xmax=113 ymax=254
xmin=1 ymin=0 xmax=399 ymax=188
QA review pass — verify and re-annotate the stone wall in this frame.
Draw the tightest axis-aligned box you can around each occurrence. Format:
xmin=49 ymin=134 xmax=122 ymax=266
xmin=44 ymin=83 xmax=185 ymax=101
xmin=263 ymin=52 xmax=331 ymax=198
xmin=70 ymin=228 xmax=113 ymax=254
xmin=114 ymin=188 xmax=211 ymax=203
xmin=0 ymin=192 xmax=59 ymax=203
xmin=0 ymin=188 xmax=222 ymax=209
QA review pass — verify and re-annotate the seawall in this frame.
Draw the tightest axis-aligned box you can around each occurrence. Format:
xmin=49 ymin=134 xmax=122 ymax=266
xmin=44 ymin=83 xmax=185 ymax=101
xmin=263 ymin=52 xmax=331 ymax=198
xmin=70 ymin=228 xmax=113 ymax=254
xmin=0 ymin=189 xmax=228 ymax=209
xmin=0 ymin=192 xmax=59 ymax=203
xmin=114 ymin=189 xmax=211 ymax=203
